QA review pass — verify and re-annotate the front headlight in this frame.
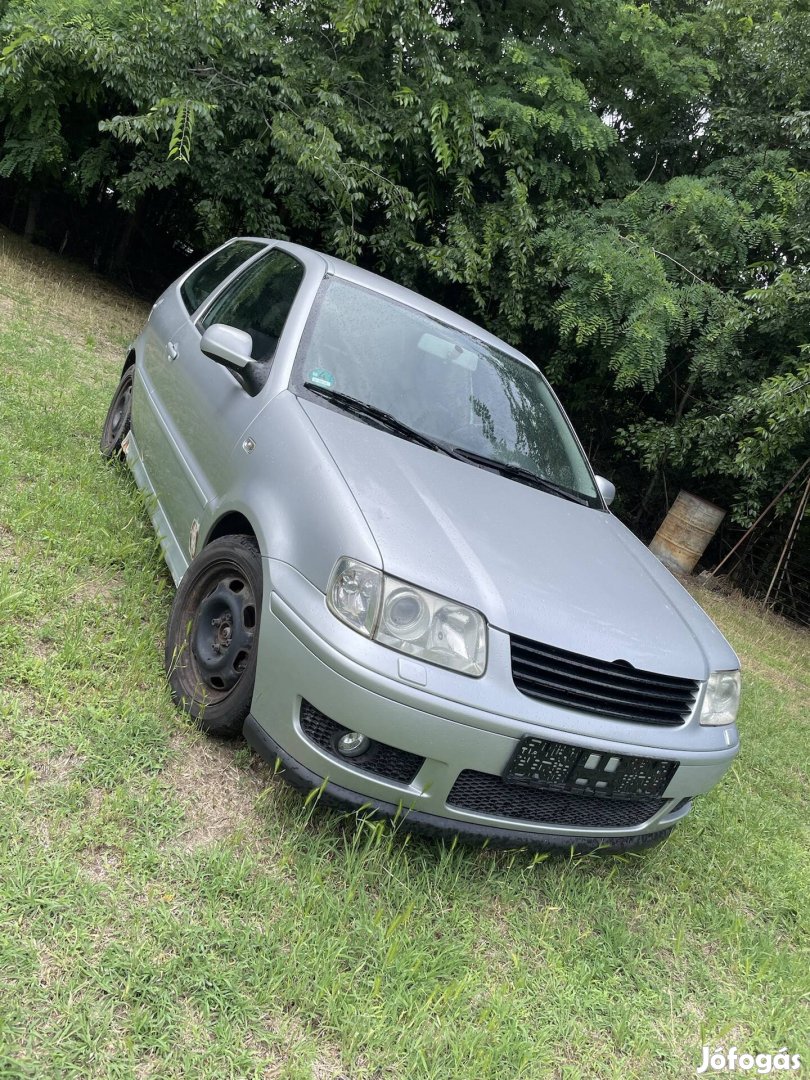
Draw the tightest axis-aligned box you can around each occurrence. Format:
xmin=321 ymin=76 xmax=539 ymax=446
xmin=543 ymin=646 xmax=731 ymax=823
xmin=699 ymin=669 xmax=741 ymax=725
xmin=326 ymin=557 xmax=382 ymax=637
xmin=327 ymin=558 xmax=487 ymax=676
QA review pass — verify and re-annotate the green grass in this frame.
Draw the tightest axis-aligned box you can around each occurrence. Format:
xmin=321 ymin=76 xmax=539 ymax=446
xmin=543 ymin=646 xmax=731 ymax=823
xmin=0 ymin=226 xmax=808 ymax=1080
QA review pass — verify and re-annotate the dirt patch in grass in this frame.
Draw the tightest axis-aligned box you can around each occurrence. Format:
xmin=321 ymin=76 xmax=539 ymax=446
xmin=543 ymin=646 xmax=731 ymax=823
xmin=28 ymin=635 xmax=57 ymax=662
xmin=84 ymin=786 xmax=106 ymax=814
xmin=244 ymin=1014 xmax=350 ymax=1080
xmin=312 ymin=1046 xmax=352 ymax=1080
xmin=0 ymin=521 xmax=16 ymax=564
xmin=69 ymin=573 xmax=124 ymax=606
xmin=163 ymin=733 xmax=269 ymax=849
xmin=241 ymin=1030 xmax=286 ymax=1080
xmin=0 ymin=685 xmax=39 ymax=724
xmin=33 ymin=749 xmax=86 ymax=784
xmin=36 ymin=945 xmax=68 ymax=992
xmin=79 ymin=845 xmax=123 ymax=884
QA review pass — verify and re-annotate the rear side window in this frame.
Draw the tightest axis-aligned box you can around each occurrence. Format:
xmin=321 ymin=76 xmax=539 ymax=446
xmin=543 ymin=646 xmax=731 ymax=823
xmin=180 ymin=240 xmax=265 ymax=313
xmin=199 ymin=249 xmax=305 ymax=363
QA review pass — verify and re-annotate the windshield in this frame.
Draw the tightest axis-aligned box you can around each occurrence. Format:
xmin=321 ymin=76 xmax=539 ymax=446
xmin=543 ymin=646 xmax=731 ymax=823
xmin=292 ymin=278 xmax=600 ymax=507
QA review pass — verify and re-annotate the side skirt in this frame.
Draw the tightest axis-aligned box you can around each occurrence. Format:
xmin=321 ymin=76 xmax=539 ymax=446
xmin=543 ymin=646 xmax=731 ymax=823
xmin=124 ymin=428 xmax=189 ymax=585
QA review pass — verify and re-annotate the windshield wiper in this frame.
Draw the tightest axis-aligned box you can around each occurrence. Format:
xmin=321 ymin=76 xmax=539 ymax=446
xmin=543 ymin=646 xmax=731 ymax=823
xmin=303 ymin=383 xmax=591 ymax=504
xmin=303 ymin=383 xmax=454 ymax=455
xmin=448 ymin=447 xmax=591 ymax=505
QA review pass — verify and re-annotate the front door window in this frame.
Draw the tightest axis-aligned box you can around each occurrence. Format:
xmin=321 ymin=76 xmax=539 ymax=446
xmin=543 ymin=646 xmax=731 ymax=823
xmin=199 ymin=250 xmax=305 ymax=364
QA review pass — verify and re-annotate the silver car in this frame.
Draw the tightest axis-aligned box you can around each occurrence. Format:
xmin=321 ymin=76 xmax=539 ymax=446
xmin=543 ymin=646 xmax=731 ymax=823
xmin=101 ymin=237 xmax=741 ymax=852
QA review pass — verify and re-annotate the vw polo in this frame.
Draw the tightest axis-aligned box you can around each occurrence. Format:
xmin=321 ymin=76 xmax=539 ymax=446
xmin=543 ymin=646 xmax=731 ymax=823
xmin=101 ymin=237 xmax=741 ymax=852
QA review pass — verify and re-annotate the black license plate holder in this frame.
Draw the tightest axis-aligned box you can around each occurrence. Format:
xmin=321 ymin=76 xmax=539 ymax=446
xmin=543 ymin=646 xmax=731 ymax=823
xmin=504 ymin=737 xmax=677 ymax=799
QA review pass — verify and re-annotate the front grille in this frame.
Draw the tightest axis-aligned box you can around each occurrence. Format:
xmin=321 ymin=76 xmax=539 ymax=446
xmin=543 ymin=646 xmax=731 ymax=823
xmin=299 ymin=700 xmax=424 ymax=785
xmin=447 ymin=770 xmax=665 ymax=829
xmin=510 ymin=634 xmax=699 ymax=726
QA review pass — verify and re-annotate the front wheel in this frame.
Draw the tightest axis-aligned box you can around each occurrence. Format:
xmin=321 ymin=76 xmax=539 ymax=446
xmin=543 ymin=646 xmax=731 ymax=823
xmin=165 ymin=535 xmax=263 ymax=736
xmin=100 ymin=366 xmax=134 ymax=460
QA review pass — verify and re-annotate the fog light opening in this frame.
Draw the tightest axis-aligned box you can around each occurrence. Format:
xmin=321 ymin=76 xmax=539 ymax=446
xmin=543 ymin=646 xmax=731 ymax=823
xmin=336 ymin=731 xmax=371 ymax=758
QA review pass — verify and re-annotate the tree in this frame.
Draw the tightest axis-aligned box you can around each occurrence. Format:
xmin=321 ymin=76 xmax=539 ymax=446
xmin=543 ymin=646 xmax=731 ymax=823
xmin=0 ymin=0 xmax=807 ymax=532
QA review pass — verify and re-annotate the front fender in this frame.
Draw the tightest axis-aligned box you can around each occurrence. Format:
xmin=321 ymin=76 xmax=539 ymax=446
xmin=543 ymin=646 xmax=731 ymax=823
xmin=200 ymin=392 xmax=381 ymax=591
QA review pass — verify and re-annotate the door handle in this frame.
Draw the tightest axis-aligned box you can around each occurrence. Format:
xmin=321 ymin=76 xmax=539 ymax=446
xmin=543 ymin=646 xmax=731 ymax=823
xmin=166 ymin=342 xmax=178 ymax=362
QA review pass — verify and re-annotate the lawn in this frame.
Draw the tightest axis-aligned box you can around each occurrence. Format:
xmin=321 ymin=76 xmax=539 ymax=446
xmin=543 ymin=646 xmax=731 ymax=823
xmin=0 ymin=227 xmax=807 ymax=1080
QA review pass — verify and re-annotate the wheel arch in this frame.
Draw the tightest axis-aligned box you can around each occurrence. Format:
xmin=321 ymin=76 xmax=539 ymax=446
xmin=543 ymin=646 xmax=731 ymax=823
xmin=204 ymin=510 xmax=260 ymax=550
xmin=120 ymin=348 xmax=136 ymax=377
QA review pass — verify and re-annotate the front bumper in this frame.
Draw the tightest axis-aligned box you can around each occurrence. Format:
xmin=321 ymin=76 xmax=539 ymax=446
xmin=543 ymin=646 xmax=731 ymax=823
xmin=247 ymin=561 xmax=739 ymax=849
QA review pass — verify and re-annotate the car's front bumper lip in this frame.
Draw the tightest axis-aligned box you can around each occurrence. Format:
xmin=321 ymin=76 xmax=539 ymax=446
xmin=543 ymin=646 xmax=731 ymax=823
xmin=244 ymin=713 xmax=681 ymax=853
xmin=247 ymin=563 xmax=739 ymax=842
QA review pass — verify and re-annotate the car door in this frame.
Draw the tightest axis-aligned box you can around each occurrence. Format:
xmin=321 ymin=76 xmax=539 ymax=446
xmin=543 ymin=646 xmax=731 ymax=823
xmin=155 ymin=247 xmax=307 ymax=563
xmin=134 ymin=289 xmax=190 ymax=516
xmin=137 ymin=239 xmax=268 ymax=558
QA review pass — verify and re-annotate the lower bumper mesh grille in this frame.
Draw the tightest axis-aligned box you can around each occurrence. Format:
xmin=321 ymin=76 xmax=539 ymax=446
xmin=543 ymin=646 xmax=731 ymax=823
xmin=447 ymin=770 xmax=665 ymax=829
xmin=299 ymin=700 xmax=424 ymax=785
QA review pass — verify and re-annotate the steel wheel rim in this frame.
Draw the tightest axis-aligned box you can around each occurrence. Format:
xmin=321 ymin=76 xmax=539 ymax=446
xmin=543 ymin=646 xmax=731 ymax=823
xmin=106 ymin=374 xmax=132 ymax=444
xmin=187 ymin=564 xmax=257 ymax=701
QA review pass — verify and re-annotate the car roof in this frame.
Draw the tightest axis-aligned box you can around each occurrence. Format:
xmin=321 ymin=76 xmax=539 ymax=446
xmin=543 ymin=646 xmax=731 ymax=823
xmin=237 ymin=237 xmax=532 ymax=367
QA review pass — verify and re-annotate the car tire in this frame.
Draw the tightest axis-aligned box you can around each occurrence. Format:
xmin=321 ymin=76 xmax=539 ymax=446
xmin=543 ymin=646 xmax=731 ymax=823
xmin=165 ymin=535 xmax=263 ymax=737
xmin=100 ymin=366 xmax=134 ymax=460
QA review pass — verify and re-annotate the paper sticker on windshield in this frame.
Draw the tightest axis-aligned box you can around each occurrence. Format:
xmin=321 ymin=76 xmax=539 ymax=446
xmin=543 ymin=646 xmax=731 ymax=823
xmin=308 ymin=368 xmax=335 ymax=388
xmin=418 ymin=332 xmax=478 ymax=371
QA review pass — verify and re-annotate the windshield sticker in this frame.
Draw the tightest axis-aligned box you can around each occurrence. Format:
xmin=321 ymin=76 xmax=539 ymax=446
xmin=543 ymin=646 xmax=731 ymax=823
xmin=308 ymin=368 xmax=335 ymax=389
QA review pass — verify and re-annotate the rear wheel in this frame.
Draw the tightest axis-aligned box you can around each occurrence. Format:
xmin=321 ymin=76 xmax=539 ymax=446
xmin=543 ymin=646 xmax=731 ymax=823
xmin=165 ymin=535 xmax=262 ymax=736
xmin=100 ymin=367 xmax=134 ymax=460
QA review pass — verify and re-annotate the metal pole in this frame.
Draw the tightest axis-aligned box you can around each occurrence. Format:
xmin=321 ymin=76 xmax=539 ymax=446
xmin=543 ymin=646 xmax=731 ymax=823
xmin=709 ymin=458 xmax=810 ymax=577
xmin=763 ymin=473 xmax=810 ymax=607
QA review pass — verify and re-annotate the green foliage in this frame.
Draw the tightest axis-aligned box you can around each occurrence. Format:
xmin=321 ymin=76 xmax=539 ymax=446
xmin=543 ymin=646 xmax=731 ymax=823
xmin=0 ymin=0 xmax=808 ymax=528
xmin=620 ymin=362 xmax=810 ymax=524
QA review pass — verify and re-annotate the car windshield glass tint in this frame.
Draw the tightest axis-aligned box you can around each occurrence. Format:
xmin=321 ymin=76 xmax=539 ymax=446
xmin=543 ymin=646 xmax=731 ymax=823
xmin=293 ymin=279 xmax=599 ymax=505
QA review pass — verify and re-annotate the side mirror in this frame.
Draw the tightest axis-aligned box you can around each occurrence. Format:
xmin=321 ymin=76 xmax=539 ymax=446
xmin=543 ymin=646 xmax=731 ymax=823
xmin=595 ymin=475 xmax=616 ymax=507
xmin=200 ymin=323 xmax=254 ymax=370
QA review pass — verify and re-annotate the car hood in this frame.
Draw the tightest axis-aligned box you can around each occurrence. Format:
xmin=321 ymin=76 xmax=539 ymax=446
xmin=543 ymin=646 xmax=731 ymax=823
xmin=300 ymin=400 xmax=738 ymax=680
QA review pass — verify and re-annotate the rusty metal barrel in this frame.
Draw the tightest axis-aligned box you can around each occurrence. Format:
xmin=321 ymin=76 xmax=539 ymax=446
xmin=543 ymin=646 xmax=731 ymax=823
xmin=649 ymin=491 xmax=726 ymax=574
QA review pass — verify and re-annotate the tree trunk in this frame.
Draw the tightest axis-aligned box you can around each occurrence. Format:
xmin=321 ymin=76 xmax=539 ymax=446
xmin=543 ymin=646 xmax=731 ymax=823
xmin=8 ymin=193 xmax=20 ymax=230
xmin=23 ymin=190 xmax=41 ymax=242
xmin=633 ymin=471 xmax=662 ymax=531
xmin=108 ymin=202 xmax=143 ymax=274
